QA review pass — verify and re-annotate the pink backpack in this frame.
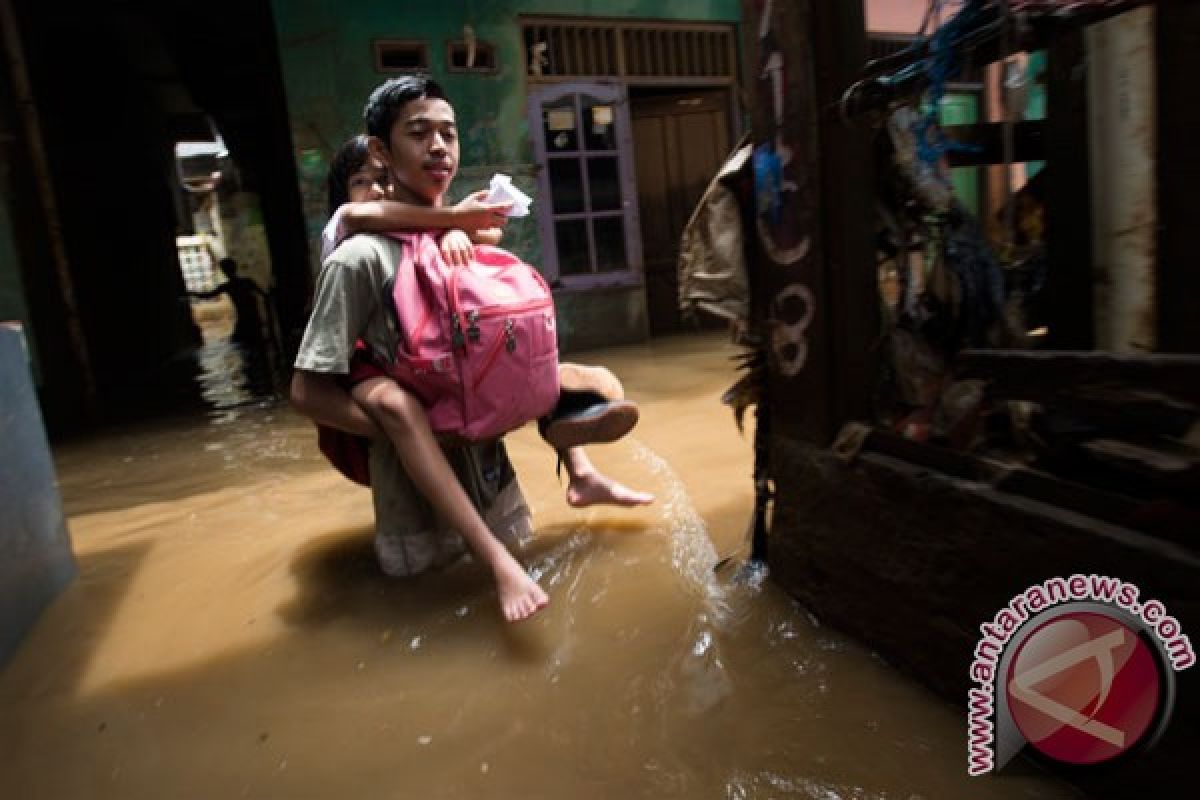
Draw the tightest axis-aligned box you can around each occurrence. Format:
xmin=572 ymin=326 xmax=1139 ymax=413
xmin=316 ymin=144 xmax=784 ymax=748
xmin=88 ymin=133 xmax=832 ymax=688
xmin=384 ymin=232 xmax=560 ymax=442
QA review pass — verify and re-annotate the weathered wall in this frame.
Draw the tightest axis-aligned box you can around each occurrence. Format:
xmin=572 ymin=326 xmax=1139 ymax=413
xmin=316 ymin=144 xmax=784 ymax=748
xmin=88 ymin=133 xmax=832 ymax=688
xmin=271 ymin=0 xmax=740 ymax=246
xmin=553 ymin=285 xmax=649 ymax=352
xmin=270 ymin=0 xmax=739 ymax=351
xmin=0 ymin=326 xmax=75 ymax=666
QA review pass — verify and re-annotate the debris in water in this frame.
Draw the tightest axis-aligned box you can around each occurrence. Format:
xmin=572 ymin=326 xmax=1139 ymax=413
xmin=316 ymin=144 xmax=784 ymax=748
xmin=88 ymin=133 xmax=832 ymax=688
xmin=417 ymin=735 xmax=432 ymax=746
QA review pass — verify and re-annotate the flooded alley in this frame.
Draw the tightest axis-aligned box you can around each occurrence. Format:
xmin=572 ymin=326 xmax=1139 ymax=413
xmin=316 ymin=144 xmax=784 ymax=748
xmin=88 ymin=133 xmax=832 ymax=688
xmin=0 ymin=335 xmax=1078 ymax=799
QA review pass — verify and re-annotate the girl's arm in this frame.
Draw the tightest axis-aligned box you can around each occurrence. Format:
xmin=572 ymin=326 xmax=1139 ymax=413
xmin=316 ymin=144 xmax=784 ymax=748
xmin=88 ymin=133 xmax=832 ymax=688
xmin=339 ymin=201 xmax=458 ymax=234
xmin=340 ymin=191 xmax=510 ymax=236
xmin=441 ymin=226 xmax=502 ymax=267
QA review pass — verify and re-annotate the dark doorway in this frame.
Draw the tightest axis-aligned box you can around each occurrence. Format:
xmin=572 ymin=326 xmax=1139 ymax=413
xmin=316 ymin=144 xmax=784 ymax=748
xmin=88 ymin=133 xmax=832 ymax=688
xmin=631 ymin=89 xmax=732 ymax=335
xmin=3 ymin=0 xmax=308 ymax=431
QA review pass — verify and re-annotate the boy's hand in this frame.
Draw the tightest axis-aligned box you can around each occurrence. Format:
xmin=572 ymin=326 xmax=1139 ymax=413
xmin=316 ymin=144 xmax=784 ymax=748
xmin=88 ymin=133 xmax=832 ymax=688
xmin=453 ymin=190 xmax=511 ymax=231
xmin=440 ymin=230 xmax=474 ymax=267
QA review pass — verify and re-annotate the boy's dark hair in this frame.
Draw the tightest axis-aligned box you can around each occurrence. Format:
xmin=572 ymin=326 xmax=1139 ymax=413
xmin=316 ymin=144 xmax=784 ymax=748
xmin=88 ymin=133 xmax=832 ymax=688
xmin=363 ymin=76 xmax=449 ymax=143
xmin=326 ymin=134 xmax=371 ymax=214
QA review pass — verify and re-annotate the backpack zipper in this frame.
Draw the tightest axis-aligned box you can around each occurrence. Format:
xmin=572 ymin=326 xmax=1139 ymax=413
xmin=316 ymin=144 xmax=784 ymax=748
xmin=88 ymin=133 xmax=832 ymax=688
xmin=472 ymin=298 xmax=552 ymax=320
xmin=472 ymin=318 xmax=516 ymax=391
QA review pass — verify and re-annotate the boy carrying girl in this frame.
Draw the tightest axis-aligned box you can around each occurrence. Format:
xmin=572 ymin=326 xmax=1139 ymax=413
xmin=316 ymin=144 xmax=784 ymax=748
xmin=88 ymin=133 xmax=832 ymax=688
xmin=291 ymin=77 xmax=650 ymax=622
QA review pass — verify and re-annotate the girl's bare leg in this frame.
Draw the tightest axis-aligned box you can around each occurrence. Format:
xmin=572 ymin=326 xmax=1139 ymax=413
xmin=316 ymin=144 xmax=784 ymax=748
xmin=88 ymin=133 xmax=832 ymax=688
xmin=353 ymin=377 xmax=548 ymax=621
xmin=560 ymin=447 xmax=654 ymax=508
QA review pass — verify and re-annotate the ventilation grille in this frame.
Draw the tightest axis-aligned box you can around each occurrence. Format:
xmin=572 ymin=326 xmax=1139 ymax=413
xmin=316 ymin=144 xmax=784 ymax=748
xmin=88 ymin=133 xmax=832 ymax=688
xmin=522 ymin=20 xmax=735 ymax=80
xmin=621 ymin=29 xmax=732 ymax=77
xmin=373 ymin=40 xmax=430 ymax=73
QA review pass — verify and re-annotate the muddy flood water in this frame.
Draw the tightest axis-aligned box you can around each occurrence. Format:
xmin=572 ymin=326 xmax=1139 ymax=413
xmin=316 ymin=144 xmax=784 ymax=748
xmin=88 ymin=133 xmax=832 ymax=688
xmin=0 ymin=334 xmax=1081 ymax=799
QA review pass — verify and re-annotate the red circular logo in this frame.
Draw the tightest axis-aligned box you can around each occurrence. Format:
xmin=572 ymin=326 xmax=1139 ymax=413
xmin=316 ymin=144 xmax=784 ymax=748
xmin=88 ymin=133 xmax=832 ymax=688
xmin=1006 ymin=611 xmax=1162 ymax=765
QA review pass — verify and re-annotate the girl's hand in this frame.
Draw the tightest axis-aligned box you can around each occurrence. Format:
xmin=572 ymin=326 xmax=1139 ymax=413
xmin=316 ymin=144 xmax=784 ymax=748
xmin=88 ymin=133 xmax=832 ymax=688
xmin=453 ymin=190 xmax=511 ymax=231
xmin=440 ymin=229 xmax=474 ymax=267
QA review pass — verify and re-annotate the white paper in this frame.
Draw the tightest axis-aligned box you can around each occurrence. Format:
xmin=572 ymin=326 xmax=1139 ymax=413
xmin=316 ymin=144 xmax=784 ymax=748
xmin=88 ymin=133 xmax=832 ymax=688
xmin=484 ymin=173 xmax=532 ymax=218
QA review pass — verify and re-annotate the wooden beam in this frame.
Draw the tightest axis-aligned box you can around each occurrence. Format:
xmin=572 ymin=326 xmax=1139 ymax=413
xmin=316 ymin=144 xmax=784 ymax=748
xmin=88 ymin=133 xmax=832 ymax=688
xmin=741 ymin=0 xmax=836 ymax=445
xmin=1038 ymin=29 xmax=1094 ymax=349
xmin=844 ymin=0 xmax=1151 ymax=122
xmin=1157 ymin=1 xmax=1200 ymax=353
xmin=813 ymin=0 xmax=877 ymax=437
xmin=957 ymin=349 xmax=1200 ymax=405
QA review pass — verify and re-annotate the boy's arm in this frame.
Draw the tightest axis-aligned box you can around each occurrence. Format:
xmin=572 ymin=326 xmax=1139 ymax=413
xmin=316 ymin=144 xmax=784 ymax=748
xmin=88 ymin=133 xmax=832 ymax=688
xmin=291 ymin=255 xmax=383 ymax=438
xmin=290 ymin=370 xmax=381 ymax=438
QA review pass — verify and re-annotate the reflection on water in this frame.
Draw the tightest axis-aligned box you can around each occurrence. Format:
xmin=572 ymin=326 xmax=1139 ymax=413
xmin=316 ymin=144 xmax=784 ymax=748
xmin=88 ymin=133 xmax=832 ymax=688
xmin=192 ymin=299 xmax=280 ymax=411
xmin=0 ymin=334 xmax=1080 ymax=799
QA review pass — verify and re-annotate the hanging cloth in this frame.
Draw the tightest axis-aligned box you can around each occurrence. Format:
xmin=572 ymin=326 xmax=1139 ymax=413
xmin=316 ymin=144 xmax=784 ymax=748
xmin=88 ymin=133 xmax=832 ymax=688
xmin=678 ymin=135 xmax=753 ymax=324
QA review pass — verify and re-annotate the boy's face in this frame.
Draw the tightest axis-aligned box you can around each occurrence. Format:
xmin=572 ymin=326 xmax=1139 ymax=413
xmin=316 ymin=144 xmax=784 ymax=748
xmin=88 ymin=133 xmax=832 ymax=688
xmin=347 ymin=163 xmax=386 ymax=203
xmin=373 ymin=96 xmax=458 ymax=206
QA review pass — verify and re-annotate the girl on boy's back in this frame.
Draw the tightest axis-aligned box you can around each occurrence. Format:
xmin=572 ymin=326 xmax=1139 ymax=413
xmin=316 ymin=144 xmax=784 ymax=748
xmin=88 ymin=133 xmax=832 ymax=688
xmin=292 ymin=77 xmax=650 ymax=623
xmin=319 ymin=133 xmax=651 ymax=504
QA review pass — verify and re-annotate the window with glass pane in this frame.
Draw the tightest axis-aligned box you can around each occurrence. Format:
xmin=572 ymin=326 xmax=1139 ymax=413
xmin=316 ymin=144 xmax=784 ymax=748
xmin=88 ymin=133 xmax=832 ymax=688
xmin=543 ymin=100 xmax=578 ymax=152
xmin=538 ymin=89 xmax=635 ymax=280
xmin=582 ymin=96 xmax=617 ymax=151
xmin=548 ymin=159 xmax=584 ymax=214
xmin=586 ymin=157 xmax=621 ymax=211
xmin=593 ymin=217 xmax=627 ymax=272
xmin=555 ymin=220 xmax=590 ymax=275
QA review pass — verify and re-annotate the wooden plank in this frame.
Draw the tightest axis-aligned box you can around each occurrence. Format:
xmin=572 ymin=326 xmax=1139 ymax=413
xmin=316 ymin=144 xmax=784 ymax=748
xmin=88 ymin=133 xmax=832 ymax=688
xmin=956 ymin=349 xmax=1200 ymax=405
xmin=768 ymin=434 xmax=1200 ymax=800
xmin=856 ymin=426 xmax=1153 ymax=531
xmin=1052 ymin=387 xmax=1196 ymax=438
xmin=1080 ymin=438 xmax=1200 ymax=490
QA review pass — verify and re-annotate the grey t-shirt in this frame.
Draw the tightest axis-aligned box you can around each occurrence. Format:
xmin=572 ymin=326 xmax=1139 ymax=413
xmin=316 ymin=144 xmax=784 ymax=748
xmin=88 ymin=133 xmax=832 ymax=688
xmin=295 ymin=233 xmax=401 ymax=375
xmin=294 ymin=233 xmax=531 ymax=576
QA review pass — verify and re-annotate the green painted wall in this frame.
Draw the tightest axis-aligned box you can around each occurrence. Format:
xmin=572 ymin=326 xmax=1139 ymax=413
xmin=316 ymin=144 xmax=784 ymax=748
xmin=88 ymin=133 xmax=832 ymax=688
xmin=270 ymin=0 xmax=740 ymax=269
xmin=938 ymin=92 xmax=981 ymax=217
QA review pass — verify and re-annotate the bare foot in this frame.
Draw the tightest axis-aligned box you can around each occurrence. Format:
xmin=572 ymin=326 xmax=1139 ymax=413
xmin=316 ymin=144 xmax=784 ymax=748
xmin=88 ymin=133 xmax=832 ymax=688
xmin=492 ymin=554 xmax=549 ymax=622
xmin=567 ymin=471 xmax=655 ymax=508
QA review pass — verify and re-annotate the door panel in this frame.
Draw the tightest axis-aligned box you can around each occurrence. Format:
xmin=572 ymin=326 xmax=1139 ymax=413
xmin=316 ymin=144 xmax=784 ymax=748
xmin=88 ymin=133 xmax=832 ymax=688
xmin=632 ymin=90 xmax=731 ymax=334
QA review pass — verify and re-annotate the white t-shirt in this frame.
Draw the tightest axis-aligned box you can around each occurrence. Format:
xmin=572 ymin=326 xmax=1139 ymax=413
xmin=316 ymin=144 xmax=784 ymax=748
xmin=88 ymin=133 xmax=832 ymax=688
xmin=319 ymin=206 xmax=349 ymax=263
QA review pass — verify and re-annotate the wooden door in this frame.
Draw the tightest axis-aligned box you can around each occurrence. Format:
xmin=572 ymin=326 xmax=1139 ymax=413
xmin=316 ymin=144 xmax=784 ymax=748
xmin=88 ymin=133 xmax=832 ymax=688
xmin=632 ymin=90 xmax=731 ymax=335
